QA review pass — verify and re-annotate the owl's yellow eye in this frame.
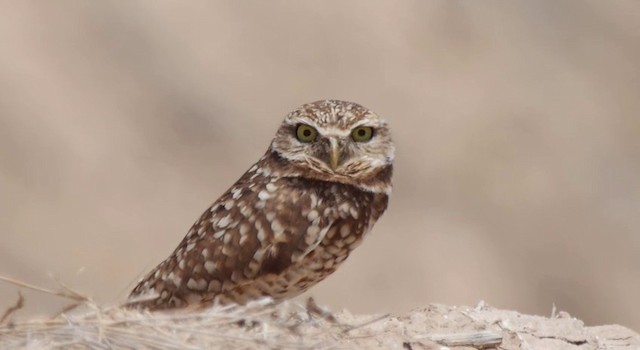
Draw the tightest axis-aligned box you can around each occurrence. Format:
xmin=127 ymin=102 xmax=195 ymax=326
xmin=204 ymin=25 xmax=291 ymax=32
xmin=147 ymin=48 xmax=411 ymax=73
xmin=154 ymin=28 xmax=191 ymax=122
xmin=296 ymin=124 xmax=318 ymax=143
xmin=351 ymin=126 xmax=373 ymax=142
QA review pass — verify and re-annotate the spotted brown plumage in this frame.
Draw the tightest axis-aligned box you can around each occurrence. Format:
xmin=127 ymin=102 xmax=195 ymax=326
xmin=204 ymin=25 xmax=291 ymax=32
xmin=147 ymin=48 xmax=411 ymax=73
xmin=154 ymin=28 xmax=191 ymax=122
xmin=128 ymin=100 xmax=394 ymax=310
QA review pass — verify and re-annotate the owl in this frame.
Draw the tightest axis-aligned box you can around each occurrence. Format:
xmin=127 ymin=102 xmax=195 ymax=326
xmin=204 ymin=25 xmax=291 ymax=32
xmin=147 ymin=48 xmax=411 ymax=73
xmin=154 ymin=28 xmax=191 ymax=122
xmin=128 ymin=100 xmax=394 ymax=310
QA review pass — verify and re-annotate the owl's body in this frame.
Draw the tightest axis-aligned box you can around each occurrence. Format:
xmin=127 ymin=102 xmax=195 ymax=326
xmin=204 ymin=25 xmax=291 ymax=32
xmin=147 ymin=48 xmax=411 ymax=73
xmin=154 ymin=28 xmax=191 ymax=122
xmin=129 ymin=100 xmax=393 ymax=310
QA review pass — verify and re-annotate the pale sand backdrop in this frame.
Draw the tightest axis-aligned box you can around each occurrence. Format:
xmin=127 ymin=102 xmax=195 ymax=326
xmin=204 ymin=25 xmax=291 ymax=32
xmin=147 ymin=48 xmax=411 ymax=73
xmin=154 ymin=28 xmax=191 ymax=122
xmin=1 ymin=1 xmax=639 ymax=331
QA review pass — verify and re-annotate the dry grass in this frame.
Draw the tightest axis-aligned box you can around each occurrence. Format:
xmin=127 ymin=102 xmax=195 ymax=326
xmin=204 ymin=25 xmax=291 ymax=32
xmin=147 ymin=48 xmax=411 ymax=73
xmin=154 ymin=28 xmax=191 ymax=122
xmin=1 ymin=298 xmax=508 ymax=350
xmin=0 ymin=275 xmax=398 ymax=350
xmin=2 ymin=275 xmax=638 ymax=350
xmin=1 ymin=298 xmax=339 ymax=349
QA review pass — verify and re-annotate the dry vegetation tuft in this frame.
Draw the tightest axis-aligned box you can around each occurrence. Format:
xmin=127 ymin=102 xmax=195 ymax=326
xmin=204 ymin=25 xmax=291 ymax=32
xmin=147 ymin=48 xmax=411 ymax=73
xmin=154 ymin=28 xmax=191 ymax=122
xmin=0 ymin=276 xmax=638 ymax=350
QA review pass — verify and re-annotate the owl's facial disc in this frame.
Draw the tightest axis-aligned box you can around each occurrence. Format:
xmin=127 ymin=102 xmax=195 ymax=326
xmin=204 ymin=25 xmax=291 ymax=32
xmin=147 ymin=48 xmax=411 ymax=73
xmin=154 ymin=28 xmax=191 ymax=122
xmin=270 ymin=100 xmax=394 ymax=185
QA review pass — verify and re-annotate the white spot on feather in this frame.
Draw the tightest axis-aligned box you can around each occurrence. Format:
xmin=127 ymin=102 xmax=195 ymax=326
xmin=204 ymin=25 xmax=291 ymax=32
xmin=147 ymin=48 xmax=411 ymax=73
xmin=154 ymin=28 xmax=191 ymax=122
xmin=266 ymin=183 xmax=278 ymax=192
xmin=258 ymin=190 xmax=271 ymax=201
xmin=218 ymin=215 xmax=232 ymax=228
xmin=252 ymin=248 xmax=265 ymax=262
xmin=310 ymin=194 xmax=318 ymax=208
xmin=204 ymin=261 xmax=216 ymax=274
xmin=340 ymin=225 xmax=351 ymax=238
xmin=307 ymin=225 xmax=320 ymax=237
xmin=271 ymin=219 xmax=284 ymax=234
xmin=307 ymin=210 xmax=319 ymax=221
xmin=240 ymin=205 xmax=253 ymax=217
xmin=257 ymin=227 xmax=267 ymax=243
xmin=167 ymin=272 xmax=182 ymax=287
xmin=187 ymin=278 xmax=207 ymax=291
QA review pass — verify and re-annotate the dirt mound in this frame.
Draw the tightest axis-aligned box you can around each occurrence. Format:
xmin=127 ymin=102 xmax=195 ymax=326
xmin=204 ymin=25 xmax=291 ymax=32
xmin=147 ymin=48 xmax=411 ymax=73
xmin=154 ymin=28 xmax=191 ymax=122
xmin=1 ymin=299 xmax=637 ymax=349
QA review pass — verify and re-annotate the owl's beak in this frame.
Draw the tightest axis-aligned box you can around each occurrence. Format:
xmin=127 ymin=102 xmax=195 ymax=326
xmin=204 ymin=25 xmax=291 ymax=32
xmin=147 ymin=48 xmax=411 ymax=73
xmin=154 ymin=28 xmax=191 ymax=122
xmin=329 ymin=137 xmax=340 ymax=171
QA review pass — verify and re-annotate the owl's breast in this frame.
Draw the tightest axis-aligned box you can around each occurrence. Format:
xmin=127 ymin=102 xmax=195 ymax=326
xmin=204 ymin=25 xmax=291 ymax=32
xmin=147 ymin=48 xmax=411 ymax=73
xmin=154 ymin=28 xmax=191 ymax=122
xmin=250 ymin=178 xmax=389 ymax=299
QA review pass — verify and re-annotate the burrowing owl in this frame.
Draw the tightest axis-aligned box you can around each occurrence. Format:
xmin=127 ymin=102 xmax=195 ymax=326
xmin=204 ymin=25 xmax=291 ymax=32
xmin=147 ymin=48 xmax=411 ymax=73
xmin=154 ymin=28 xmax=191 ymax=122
xmin=128 ymin=100 xmax=394 ymax=310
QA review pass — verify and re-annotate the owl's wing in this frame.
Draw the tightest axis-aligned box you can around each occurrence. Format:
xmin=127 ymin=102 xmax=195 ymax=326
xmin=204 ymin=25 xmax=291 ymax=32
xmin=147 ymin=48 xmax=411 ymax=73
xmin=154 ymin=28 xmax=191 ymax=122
xmin=128 ymin=175 xmax=340 ymax=309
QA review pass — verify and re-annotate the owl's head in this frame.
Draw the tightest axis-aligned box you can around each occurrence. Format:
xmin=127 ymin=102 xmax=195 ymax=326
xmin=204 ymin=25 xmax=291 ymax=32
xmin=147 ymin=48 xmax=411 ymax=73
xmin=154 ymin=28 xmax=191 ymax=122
xmin=269 ymin=100 xmax=394 ymax=194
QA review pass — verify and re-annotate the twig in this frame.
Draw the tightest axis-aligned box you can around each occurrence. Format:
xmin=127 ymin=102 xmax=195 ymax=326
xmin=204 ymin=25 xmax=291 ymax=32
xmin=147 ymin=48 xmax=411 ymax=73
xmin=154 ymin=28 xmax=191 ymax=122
xmin=305 ymin=297 xmax=337 ymax=323
xmin=53 ymin=276 xmax=90 ymax=301
xmin=0 ymin=291 xmax=24 ymax=325
xmin=52 ymin=302 xmax=85 ymax=319
xmin=0 ymin=275 xmax=88 ymax=302
xmin=342 ymin=313 xmax=390 ymax=333
xmin=415 ymin=330 xmax=503 ymax=348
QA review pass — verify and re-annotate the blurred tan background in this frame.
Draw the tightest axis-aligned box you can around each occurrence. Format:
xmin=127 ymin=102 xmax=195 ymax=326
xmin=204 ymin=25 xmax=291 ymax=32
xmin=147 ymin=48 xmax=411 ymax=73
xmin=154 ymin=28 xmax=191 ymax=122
xmin=1 ymin=1 xmax=639 ymax=331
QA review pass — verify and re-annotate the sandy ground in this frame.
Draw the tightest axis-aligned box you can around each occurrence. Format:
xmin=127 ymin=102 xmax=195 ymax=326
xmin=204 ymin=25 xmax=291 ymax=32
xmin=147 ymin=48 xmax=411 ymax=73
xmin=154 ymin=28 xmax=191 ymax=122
xmin=1 ymin=298 xmax=638 ymax=350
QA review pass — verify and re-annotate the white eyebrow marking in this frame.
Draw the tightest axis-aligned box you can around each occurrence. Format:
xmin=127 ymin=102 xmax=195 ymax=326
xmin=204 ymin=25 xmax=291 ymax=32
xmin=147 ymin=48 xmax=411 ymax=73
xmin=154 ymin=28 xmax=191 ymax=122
xmin=315 ymin=126 xmax=352 ymax=137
